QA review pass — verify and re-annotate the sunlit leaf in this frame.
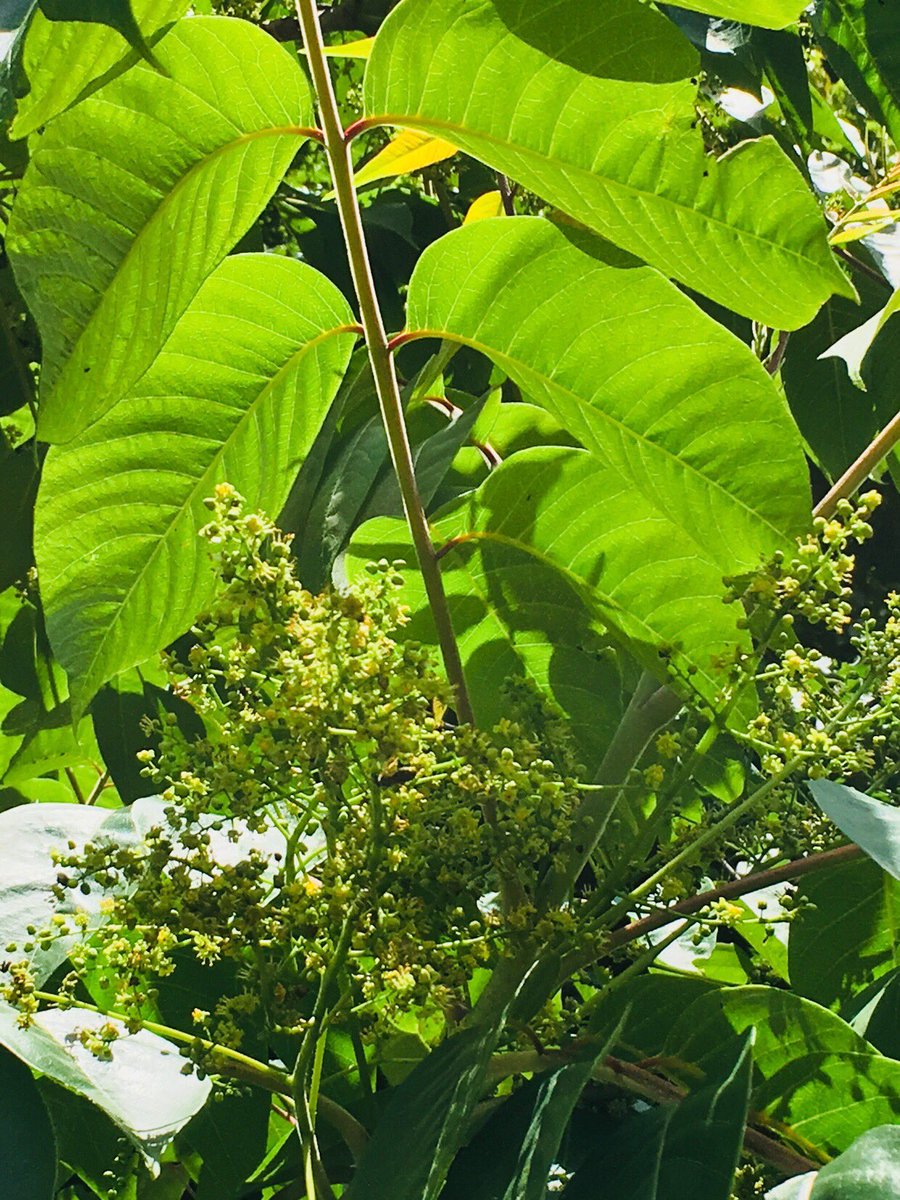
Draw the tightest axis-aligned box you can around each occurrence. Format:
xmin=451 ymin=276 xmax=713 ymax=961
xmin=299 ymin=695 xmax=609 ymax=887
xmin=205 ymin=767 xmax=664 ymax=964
xmin=8 ymin=16 xmax=315 ymax=443
xmin=353 ymin=129 xmax=458 ymax=190
xmin=365 ymin=0 xmax=850 ymax=326
xmin=35 ymin=254 xmax=356 ymax=714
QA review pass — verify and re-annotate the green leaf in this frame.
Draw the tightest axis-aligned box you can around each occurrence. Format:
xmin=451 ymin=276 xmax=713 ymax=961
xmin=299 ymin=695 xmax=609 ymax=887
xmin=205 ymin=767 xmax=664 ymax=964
xmin=0 ymin=441 xmax=39 ymax=593
xmin=663 ymin=1 xmax=806 ymax=29
xmin=343 ymin=1023 xmax=503 ymax=1200
xmin=38 ymin=1078 xmax=125 ymax=1197
xmin=7 ymin=15 xmax=315 ymax=444
xmin=0 ymin=1006 xmax=211 ymax=1162
xmin=348 ymin=459 xmax=634 ymax=766
xmin=786 ymin=1125 xmax=900 ymax=1199
xmin=0 ymin=1046 xmax=56 ymax=1199
xmin=564 ymin=1031 xmax=753 ymax=1200
xmin=364 ymin=0 xmax=850 ymax=326
xmin=863 ymin=973 xmax=900 ymax=1060
xmin=0 ymin=800 xmax=113 ymax=984
xmin=404 ymin=220 xmax=810 ymax=567
xmin=789 ymin=856 xmax=900 ymax=1010
xmin=90 ymin=674 xmax=203 ymax=803
xmin=812 ymin=0 xmax=900 ymax=145
xmin=34 ymin=253 xmax=356 ymax=715
xmin=442 ymin=1026 xmax=622 ymax=1200
xmin=353 ymin=212 xmax=802 ymax=718
xmin=10 ymin=0 xmax=186 ymax=138
xmin=185 ymin=1089 xmax=271 ymax=1200
xmin=781 ymin=277 xmax=887 ymax=480
xmin=809 ymin=779 xmax=900 ymax=880
xmin=665 ymin=984 xmax=900 ymax=1155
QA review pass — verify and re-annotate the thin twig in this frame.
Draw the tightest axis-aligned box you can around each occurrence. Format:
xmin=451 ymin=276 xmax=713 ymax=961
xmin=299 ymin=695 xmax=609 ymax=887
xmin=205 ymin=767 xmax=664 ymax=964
xmin=607 ymin=843 xmax=862 ymax=949
xmin=489 ymin=1047 xmax=819 ymax=1177
xmin=834 ymin=246 xmax=893 ymax=289
xmin=814 ymin=408 xmax=900 ymax=519
xmin=764 ymin=330 xmax=789 ymax=376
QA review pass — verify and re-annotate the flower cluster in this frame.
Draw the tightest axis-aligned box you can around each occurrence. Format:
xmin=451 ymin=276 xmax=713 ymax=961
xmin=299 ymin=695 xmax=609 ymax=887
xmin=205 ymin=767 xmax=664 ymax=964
xmin=29 ymin=487 xmax=578 ymax=1048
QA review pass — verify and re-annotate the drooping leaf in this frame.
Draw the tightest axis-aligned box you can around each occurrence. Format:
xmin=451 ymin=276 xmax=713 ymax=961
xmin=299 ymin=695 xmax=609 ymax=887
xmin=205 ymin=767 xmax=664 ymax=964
xmin=7 ymin=16 xmax=315 ymax=443
xmin=789 ymin=856 xmax=900 ymax=1010
xmin=10 ymin=1 xmax=186 ymax=138
xmin=564 ymin=1031 xmax=753 ymax=1200
xmin=665 ymin=984 xmax=900 ymax=1155
xmin=812 ymin=0 xmax=900 ymax=145
xmin=343 ymin=1022 xmax=503 ymax=1200
xmin=34 ymin=253 xmax=356 ymax=715
xmin=364 ymin=0 xmax=850 ymax=326
xmin=352 ymin=129 xmax=457 ymax=189
xmin=0 ymin=1007 xmax=211 ymax=1162
xmin=0 ymin=1046 xmax=57 ymax=1200
xmin=810 ymin=779 xmax=900 ymax=880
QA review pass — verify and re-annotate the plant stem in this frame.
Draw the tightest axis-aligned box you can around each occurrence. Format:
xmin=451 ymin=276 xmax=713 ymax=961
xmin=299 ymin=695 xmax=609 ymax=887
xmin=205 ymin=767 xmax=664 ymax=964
xmin=607 ymin=842 xmax=862 ymax=949
xmin=814 ymin=407 xmax=900 ymax=519
xmin=294 ymin=0 xmax=474 ymax=726
xmin=487 ymin=1048 xmax=819 ymax=1177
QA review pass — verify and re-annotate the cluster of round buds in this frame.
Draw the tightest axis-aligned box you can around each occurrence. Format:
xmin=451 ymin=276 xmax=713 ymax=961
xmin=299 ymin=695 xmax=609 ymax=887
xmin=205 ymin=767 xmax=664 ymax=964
xmin=33 ymin=487 xmax=582 ymax=1043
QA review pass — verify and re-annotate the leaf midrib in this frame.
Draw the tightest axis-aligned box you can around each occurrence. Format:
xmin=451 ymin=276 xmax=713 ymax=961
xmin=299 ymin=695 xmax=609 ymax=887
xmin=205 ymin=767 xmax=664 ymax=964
xmin=405 ymin=328 xmax=794 ymax=555
xmin=365 ymin=113 xmax=827 ymax=273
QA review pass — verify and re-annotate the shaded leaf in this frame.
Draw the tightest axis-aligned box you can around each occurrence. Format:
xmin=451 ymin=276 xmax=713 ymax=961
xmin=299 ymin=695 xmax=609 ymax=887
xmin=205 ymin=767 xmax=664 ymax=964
xmin=0 ymin=441 xmax=39 ymax=592
xmin=10 ymin=1 xmax=186 ymax=139
xmin=564 ymin=1031 xmax=753 ymax=1200
xmin=0 ymin=1046 xmax=56 ymax=1199
xmin=813 ymin=0 xmax=900 ymax=145
xmin=185 ymin=1089 xmax=271 ymax=1200
xmin=665 ymin=984 xmax=900 ymax=1155
xmin=789 ymin=855 xmax=900 ymax=1010
xmin=810 ymin=779 xmax=900 ymax=880
xmin=443 ymin=1023 xmax=623 ymax=1200
xmin=343 ymin=1023 xmax=504 ymax=1200
xmin=8 ymin=16 xmax=315 ymax=443
xmin=34 ymin=253 xmax=355 ymax=715
xmin=664 ymin=1 xmax=806 ymax=29
xmin=365 ymin=0 xmax=850 ymax=326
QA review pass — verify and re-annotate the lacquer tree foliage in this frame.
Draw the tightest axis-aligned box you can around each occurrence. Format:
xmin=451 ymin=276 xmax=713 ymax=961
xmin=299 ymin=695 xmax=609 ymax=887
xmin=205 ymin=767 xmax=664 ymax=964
xmin=0 ymin=0 xmax=899 ymax=1197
